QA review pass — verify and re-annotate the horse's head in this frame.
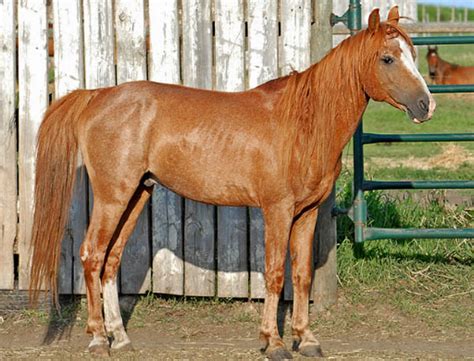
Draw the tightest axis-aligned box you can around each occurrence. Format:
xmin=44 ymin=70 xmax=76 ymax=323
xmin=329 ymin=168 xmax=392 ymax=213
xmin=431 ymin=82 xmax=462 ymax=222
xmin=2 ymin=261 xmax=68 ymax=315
xmin=426 ymin=46 xmax=439 ymax=81
xmin=361 ymin=7 xmax=436 ymax=123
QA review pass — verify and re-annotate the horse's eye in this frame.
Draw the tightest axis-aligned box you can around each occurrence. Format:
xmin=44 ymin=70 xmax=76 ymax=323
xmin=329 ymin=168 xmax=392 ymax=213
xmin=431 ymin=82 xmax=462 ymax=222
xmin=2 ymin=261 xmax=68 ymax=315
xmin=382 ymin=56 xmax=394 ymax=64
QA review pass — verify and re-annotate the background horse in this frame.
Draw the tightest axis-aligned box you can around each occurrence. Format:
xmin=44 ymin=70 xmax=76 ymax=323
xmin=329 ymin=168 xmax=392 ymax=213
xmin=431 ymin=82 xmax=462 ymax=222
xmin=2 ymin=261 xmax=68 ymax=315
xmin=29 ymin=7 xmax=435 ymax=360
xmin=426 ymin=45 xmax=474 ymax=85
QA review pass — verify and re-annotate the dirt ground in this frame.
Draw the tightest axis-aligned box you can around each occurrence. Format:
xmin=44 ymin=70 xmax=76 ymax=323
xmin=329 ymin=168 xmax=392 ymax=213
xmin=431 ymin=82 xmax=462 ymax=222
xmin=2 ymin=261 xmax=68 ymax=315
xmin=1 ymin=292 xmax=473 ymax=360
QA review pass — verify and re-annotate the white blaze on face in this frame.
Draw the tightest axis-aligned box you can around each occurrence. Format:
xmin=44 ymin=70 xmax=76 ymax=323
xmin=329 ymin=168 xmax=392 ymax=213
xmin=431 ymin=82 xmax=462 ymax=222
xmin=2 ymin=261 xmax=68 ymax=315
xmin=397 ymin=38 xmax=436 ymax=120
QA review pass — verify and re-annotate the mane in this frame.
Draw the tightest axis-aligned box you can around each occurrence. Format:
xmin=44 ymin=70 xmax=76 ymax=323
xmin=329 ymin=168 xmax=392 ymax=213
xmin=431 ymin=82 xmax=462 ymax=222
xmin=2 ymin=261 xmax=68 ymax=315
xmin=275 ymin=21 xmax=414 ymax=171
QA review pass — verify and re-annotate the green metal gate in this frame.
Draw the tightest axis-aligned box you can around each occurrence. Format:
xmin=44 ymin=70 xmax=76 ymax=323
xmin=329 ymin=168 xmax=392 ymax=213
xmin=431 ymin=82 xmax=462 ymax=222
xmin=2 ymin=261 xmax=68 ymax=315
xmin=332 ymin=0 xmax=474 ymax=243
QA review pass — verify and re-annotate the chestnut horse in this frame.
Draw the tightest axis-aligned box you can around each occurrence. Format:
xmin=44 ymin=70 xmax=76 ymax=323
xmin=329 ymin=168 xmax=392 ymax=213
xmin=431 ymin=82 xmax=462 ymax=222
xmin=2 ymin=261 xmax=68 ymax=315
xmin=30 ymin=7 xmax=435 ymax=359
xmin=426 ymin=46 xmax=474 ymax=85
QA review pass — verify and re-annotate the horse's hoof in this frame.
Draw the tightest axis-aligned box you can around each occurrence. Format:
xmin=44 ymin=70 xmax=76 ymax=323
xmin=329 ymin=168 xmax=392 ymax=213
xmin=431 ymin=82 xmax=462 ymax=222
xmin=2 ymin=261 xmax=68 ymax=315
xmin=266 ymin=347 xmax=293 ymax=360
xmin=88 ymin=343 xmax=110 ymax=357
xmin=111 ymin=340 xmax=134 ymax=351
xmin=299 ymin=344 xmax=324 ymax=358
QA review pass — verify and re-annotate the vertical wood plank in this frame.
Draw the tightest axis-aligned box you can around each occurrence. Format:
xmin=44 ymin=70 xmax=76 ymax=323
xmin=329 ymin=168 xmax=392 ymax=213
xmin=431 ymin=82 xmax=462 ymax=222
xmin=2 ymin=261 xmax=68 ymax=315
xmin=18 ymin=0 xmax=49 ymax=290
xmin=280 ymin=0 xmax=311 ymax=75
xmin=182 ymin=0 xmax=215 ymax=297
xmin=214 ymin=0 xmax=248 ymax=298
xmin=280 ymin=0 xmax=311 ymax=300
xmin=84 ymin=0 xmax=115 ymax=89
xmin=115 ymin=0 xmax=151 ymax=294
xmin=311 ymin=0 xmax=333 ymax=64
xmin=80 ymin=0 xmax=115 ymax=294
xmin=311 ymin=0 xmax=337 ymax=310
xmin=149 ymin=0 xmax=184 ymax=295
xmin=0 ymin=0 xmax=16 ymax=290
xmin=53 ymin=0 xmax=86 ymax=295
xmin=247 ymin=0 xmax=278 ymax=299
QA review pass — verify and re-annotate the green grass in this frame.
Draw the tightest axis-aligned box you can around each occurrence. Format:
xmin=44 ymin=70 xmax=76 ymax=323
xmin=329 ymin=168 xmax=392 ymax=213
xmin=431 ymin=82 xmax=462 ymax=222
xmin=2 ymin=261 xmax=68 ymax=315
xmin=335 ymin=170 xmax=473 ymax=330
xmin=418 ymin=4 xmax=474 ymax=22
xmin=336 ymin=236 xmax=473 ymax=329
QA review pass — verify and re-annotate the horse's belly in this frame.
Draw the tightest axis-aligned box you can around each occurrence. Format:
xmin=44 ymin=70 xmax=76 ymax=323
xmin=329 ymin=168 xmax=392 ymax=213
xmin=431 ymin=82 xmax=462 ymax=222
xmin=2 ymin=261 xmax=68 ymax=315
xmin=148 ymin=143 xmax=262 ymax=207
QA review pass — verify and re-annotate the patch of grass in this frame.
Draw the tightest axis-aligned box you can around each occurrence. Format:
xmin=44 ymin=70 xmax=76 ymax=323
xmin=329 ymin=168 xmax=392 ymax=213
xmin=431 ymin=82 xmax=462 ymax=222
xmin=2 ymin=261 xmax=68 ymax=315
xmin=366 ymin=162 xmax=473 ymax=181
xmin=336 ymin=237 xmax=473 ymax=330
xmin=335 ymin=168 xmax=473 ymax=332
xmin=417 ymin=4 xmax=474 ymax=22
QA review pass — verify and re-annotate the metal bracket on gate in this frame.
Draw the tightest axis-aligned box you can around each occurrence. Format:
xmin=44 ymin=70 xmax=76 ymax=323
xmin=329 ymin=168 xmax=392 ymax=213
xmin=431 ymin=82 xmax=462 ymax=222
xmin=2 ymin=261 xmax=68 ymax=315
xmin=330 ymin=0 xmax=361 ymax=32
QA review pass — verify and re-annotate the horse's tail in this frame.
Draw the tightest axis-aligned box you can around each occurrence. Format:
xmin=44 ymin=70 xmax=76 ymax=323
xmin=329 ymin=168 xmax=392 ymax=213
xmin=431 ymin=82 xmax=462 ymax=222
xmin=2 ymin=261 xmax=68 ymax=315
xmin=29 ymin=89 xmax=95 ymax=307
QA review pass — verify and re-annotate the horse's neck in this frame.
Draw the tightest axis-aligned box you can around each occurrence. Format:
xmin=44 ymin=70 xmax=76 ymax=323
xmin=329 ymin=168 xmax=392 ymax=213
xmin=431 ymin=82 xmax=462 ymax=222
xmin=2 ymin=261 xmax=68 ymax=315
xmin=292 ymin=58 xmax=368 ymax=185
xmin=308 ymin=60 xmax=368 ymax=154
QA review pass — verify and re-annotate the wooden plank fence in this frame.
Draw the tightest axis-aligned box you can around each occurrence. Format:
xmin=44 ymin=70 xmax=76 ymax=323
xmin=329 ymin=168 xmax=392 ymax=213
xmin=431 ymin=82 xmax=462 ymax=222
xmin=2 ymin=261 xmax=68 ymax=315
xmin=1 ymin=0 xmax=423 ymax=302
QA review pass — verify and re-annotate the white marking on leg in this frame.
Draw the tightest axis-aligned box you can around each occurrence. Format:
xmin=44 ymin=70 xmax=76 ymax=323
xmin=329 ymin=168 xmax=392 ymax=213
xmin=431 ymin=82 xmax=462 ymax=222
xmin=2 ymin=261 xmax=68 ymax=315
xmin=80 ymin=250 xmax=88 ymax=262
xmin=103 ymin=279 xmax=131 ymax=349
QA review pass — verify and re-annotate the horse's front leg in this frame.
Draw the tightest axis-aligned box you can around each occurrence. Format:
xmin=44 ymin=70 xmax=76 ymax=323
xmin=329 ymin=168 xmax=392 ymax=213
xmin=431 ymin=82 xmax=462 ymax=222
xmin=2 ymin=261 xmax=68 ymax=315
xmin=289 ymin=206 xmax=323 ymax=357
xmin=260 ymin=201 xmax=294 ymax=360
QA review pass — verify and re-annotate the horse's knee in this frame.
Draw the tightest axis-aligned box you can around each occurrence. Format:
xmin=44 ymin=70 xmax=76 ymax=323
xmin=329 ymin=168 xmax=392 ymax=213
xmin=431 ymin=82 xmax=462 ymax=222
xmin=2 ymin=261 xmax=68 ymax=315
xmin=292 ymin=272 xmax=312 ymax=291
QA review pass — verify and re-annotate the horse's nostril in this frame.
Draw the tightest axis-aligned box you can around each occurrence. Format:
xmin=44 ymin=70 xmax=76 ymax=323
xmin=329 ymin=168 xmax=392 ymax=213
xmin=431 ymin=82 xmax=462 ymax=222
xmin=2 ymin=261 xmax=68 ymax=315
xmin=419 ymin=99 xmax=428 ymax=113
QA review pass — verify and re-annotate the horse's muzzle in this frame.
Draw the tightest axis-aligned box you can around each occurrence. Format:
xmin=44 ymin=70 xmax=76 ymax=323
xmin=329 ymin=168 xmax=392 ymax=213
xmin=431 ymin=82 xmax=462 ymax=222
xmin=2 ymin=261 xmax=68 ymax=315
xmin=408 ymin=94 xmax=436 ymax=124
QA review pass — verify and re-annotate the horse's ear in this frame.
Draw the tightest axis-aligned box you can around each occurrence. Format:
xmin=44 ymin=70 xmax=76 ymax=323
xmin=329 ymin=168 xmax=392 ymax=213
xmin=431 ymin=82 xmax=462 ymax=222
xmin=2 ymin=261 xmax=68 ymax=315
xmin=387 ymin=6 xmax=400 ymax=26
xmin=368 ymin=8 xmax=380 ymax=33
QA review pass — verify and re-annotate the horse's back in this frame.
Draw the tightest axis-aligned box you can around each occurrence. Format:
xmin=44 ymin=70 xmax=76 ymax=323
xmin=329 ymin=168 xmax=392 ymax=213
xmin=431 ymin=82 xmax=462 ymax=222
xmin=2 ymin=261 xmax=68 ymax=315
xmin=439 ymin=65 xmax=474 ymax=85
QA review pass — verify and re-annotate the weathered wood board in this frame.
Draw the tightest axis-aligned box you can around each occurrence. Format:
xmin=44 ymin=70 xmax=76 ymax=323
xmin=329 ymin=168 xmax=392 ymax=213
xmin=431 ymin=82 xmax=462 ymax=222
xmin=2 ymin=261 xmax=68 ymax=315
xmin=0 ymin=0 xmax=17 ymax=290
xmin=18 ymin=0 xmax=49 ymax=290
xmin=280 ymin=0 xmax=312 ymax=300
xmin=148 ymin=0 xmax=185 ymax=296
xmin=115 ymin=0 xmax=151 ymax=294
xmin=247 ymin=0 xmax=278 ymax=299
xmin=182 ymin=0 xmax=216 ymax=297
xmin=52 ymin=0 xmax=86 ymax=295
xmin=79 ymin=0 xmax=116 ymax=295
xmin=215 ymin=0 xmax=248 ymax=298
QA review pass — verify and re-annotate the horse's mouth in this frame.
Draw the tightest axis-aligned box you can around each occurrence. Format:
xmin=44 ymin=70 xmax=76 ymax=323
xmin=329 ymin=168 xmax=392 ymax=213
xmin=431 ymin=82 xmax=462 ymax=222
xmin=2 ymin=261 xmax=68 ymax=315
xmin=406 ymin=108 xmax=423 ymax=124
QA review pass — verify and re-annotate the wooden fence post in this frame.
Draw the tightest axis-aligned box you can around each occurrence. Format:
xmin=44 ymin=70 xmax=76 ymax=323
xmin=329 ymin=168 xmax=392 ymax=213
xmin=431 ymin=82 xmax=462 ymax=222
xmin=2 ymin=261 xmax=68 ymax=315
xmin=81 ymin=0 xmax=116 ymax=295
xmin=247 ymin=0 xmax=278 ymax=300
xmin=215 ymin=0 xmax=248 ymax=298
xmin=311 ymin=0 xmax=337 ymax=311
xmin=182 ymin=0 xmax=216 ymax=297
xmin=0 ymin=0 xmax=16 ymax=290
xmin=149 ymin=0 xmax=185 ymax=296
xmin=115 ymin=0 xmax=151 ymax=294
xmin=280 ymin=0 xmax=312 ymax=300
xmin=18 ymin=0 xmax=49 ymax=290
xmin=53 ymin=0 xmax=86 ymax=295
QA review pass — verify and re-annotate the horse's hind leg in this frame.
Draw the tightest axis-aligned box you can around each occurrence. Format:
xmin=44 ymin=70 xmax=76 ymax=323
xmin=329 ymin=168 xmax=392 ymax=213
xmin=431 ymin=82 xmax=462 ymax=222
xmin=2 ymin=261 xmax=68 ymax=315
xmin=80 ymin=198 xmax=130 ymax=356
xmin=260 ymin=201 xmax=294 ymax=360
xmin=101 ymin=185 xmax=153 ymax=351
xmin=289 ymin=206 xmax=323 ymax=357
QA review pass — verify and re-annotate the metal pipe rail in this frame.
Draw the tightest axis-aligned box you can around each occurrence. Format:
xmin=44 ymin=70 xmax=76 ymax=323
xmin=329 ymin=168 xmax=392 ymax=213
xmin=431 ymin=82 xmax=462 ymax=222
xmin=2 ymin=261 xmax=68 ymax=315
xmin=363 ymin=133 xmax=474 ymax=144
xmin=364 ymin=180 xmax=474 ymax=191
